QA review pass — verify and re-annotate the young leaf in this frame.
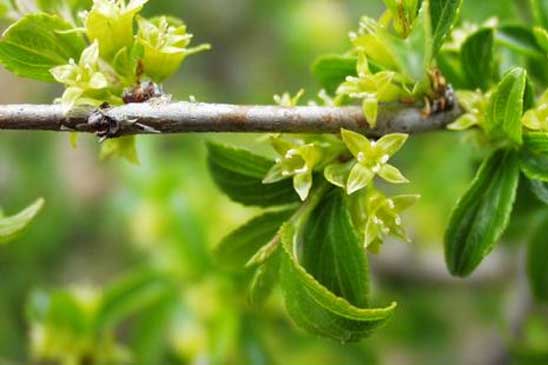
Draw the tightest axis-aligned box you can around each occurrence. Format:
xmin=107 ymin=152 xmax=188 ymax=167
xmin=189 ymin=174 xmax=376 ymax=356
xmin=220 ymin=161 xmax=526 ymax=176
xmin=207 ymin=142 xmax=299 ymax=207
xmin=300 ymin=189 xmax=370 ymax=307
xmin=461 ymin=28 xmax=495 ymax=91
xmin=527 ymin=215 xmax=548 ymax=302
xmin=0 ymin=198 xmax=44 ymax=244
xmin=280 ymin=223 xmax=396 ymax=343
xmin=311 ymin=55 xmax=357 ymax=95
xmin=95 ymin=270 xmax=175 ymax=331
xmin=0 ymin=13 xmax=87 ymax=81
xmin=430 ymin=0 xmax=463 ymax=55
xmin=485 ymin=67 xmax=527 ymax=145
xmin=520 ymin=132 xmax=548 ymax=181
xmin=445 ymin=149 xmax=520 ymax=277
xmin=213 ymin=209 xmax=295 ymax=271
xmin=496 ymin=25 xmax=545 ymax=59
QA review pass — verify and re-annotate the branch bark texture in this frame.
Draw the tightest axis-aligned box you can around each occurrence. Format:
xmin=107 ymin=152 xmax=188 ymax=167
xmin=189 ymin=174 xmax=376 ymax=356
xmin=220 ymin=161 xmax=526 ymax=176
xmin=0 ymin=102 xmax=462 ymax=137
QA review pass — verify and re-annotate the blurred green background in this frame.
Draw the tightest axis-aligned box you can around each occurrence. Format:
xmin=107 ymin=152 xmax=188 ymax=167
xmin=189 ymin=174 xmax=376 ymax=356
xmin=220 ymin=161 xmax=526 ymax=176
xmin=0 ymin=0 xmax=546 ymax=364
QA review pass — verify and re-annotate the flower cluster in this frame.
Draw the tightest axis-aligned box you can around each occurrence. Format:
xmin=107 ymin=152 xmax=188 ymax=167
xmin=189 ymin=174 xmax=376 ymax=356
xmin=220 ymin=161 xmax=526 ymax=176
xmin=53 ymin=0 xmax=210 ymax=109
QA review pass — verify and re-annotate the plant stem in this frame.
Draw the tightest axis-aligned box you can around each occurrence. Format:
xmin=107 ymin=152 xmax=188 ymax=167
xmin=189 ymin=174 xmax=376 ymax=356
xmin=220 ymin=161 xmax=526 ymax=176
xmin=0 ymin=102 xmax=462 ymax=137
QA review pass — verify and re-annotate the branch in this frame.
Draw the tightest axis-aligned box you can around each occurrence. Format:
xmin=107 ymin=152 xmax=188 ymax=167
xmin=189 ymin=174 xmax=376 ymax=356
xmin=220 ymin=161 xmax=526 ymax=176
xmin=0 ymin=102 xmax=462 ymax=137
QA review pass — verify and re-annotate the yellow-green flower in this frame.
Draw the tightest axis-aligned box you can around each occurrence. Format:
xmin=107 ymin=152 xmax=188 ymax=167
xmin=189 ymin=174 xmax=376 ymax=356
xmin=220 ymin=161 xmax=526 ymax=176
xmin=353 ymin=187 xmax=419 ymax=251
xmin=50 ymin=41 xmax=116 ymax=109
xmin=336 ymin=53 xmax=403 ymax=127
xmin=522 ymin=91 xmax=548 ymax=132
xmin=136 ymin=16 xmax=210 ymax=82
xmin=85 ymin=0 xmax=149 ymax=60
xmin=325 ymin=129 xmax=409 ymax=194
xmin=263 ymin=136 xmax=323 ymax=201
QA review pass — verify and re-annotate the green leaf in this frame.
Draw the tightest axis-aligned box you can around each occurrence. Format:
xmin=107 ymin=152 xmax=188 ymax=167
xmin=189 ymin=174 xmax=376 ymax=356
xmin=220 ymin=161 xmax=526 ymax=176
xmin=445 ymin=149 xmax=520 ymax=277
xmin=249 ymin=251 xmax=281 ymax=306
xmin=300 ymin=189 xmax=370 ymax=307
xmin=280 ymin=222 xmax=396 ymax=343
xmin=527 ymin=214 xmax=548 ymax=302
xmin=95 ymin=270 xmax=174 ymax=331
xmin=0 ymin=198 xmax=44 ymax=244
xmin=521 ymin=132 xmax=548 ymax=181
xmin=430 ymin=0 xmax=463 ymax=55
xmin=531 ymin=0 xmax=548 ymax=29
xmin=311 ymin=55 xmax=357 ymax=95
xmin=461 ymin=28 xmax=495 ymax=91
xmin=485 ymin=67 xmax=528 ymax=145
xmin=207 ymin=142 xmax=299 ymax=207
xmin=496 ymin=25 xmax=545 ymax=59
xmin=100 ymin=136 xmax=140 ymax=164
xmin=0 ymin=13 xmax=86 ymax=82
xmin=529 ymin=178 xmax=548 ymax=204
xmin=27 ymin=289 xmax=89 ymax=336
xmin=213 ymin=209 xmax=295 ymax=271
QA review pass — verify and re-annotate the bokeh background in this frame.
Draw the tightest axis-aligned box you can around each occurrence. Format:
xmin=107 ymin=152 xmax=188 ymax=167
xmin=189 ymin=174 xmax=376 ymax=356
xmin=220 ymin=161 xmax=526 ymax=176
xmin=0 ymin=0 xmax=547 ymax=364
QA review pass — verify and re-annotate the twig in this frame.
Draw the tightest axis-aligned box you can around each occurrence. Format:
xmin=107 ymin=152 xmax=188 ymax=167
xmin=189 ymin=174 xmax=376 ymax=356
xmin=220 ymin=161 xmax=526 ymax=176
xmin=0 ymin=102 xmax=463 ymax=137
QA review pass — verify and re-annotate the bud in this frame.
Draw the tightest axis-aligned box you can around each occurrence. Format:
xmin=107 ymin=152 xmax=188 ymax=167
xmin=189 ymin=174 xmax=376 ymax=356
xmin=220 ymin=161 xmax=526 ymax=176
xmin=136 ymin=16 xmax=210 ymax=82
xmin=85 ymin=0 xmax=148 ymax=60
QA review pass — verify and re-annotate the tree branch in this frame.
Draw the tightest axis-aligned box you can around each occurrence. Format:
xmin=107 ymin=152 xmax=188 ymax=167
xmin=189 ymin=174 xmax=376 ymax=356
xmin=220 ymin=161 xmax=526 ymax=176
xmin=0 ymin=102 xmax=462 ymax=137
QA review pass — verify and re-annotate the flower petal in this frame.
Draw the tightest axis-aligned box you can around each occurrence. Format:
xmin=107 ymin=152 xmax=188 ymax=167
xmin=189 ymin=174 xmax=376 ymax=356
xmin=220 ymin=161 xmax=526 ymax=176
xmin=341 ymin=129 xmax=372 ymax=159
xmin=263 ymin=163 xmax=286 ymax=184
xmin=347 ymin=163 xmax=374 ymax=195
xmin=375 ymin=133 xmax=408 ymax=156
xmin=363 ymin=97 xmax=379 ymax=128
xmin=391 ymin=194 xmax=421 ymax=212
xmin=378 ymin=164 xmax=409 ymax=184
xmin=293 ymin=172 xmax=313 ymax=201
xmin=324 ymin=161 xmax=353 ymax=188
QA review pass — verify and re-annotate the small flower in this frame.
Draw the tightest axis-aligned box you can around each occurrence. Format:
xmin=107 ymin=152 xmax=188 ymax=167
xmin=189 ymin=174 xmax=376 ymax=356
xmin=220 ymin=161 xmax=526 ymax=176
xmin=50 ymin=41 xmax=116 ymax=109
xmin=274 ymin=89 xmax=305 ymax=107
xmin=136 ymin=16 xmax=211 ymax=82
xmin=359 ymin=188 xmax=420 ymax=251
xmin=263 ymin=136 xmax=322 ymax=201
xmin=86 ymin=0 xmax=149 ymax=60
xmin=522 ymin=91 xmax=548 ymax=132
xmin=336 ymin=53 xmax=403 ymax=127
xmin=447 ymin=90 xmax=488 ymax=131
xmin=325 ymin=129 xmax=409 ymax=194
xmin=382 ymin=0 xmax=420 ymax=38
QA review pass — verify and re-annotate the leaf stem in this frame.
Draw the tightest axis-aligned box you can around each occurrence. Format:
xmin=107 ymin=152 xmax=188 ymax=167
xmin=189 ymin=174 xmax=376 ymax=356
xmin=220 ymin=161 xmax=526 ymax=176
xmin=245 ymin=180 xmax=332 ymax=268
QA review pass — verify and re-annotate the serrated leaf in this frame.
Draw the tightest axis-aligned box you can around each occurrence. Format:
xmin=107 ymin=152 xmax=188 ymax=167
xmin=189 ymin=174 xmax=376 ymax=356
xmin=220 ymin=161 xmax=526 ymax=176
xmin=311 ymin=55 xmax=357 ymax=95
xmin=249 ymin=251 xmax=281 ymax=306
xmin=300 ymin=189 xmax=370 ymax=307
xmin=430 ymin=0 xmax=463 ymax=55
xmin=445 ymin=149 xmax=520 ymax=277
xmin=207 ymin=142 xmax=299 ymax=207
xmin=496 ymin=25 xmax=545 ymax=59
xmin=280 ymin=222 xmax=396 ymax=343
xmin=527 ymin=214 xmax=548 ymax=302
xmin=461 ymin=28 xmax=495 ymax=91
xmin=521 ymin=132 xmax=548 ymax=181
xmin=95 ymin=270 xmax=174 ymax=331
xmin=485 ymin=67 xmax=527 ymax=145
xmin=214 ymin=209 xmax=295 ymax=271
xmin=0 ymin=13 xmax=86 ymax=82
xmin=0 ymin=198 xmax=44 ymax=244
